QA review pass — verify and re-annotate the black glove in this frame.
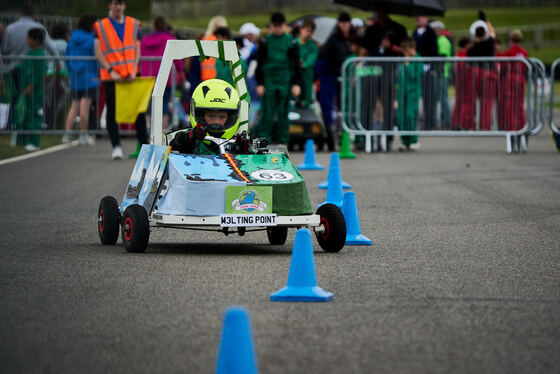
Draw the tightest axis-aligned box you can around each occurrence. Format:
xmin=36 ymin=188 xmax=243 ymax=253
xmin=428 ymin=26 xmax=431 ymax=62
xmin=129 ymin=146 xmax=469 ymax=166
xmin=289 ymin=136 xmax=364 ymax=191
xmin=170 ymin=131 xmax=190 ymax=153
xmin=254 ymin=137 xmax=268 ymax=149
xmin=478 ymin=10 xmax=487 ymax=22
xmin=189 ymin=124 xmax=207 ymax=142
xmin=235 ymin=131 xmax=251 ymax=154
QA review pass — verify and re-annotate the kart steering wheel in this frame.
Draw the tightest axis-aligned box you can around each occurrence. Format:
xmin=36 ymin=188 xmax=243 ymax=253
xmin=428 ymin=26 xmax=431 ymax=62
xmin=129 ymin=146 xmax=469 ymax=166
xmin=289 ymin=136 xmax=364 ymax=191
xmin=203 ymin=135 xmax=236 ymax=154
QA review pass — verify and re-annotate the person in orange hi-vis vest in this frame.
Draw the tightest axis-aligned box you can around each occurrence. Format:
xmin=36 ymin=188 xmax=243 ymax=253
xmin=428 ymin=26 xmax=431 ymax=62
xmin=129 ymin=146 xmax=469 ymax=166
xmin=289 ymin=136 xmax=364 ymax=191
xmin=94 ymin=0 xmax=148 ymax=160
xmin=200 ymin=16 xmax=228 ymax=81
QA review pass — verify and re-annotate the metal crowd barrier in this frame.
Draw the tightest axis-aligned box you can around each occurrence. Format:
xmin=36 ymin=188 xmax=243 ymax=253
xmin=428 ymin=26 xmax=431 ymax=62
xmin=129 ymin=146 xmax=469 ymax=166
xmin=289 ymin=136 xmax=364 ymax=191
xmin=549 ymin=58 xmax=560 ymax=136
xmin=528 ymin=58 xmax=546 ymax=136
xmin=0 ymin=55 xmax=178 ymax=142
xmin=341 ymin=56 xmax=535 ymax=153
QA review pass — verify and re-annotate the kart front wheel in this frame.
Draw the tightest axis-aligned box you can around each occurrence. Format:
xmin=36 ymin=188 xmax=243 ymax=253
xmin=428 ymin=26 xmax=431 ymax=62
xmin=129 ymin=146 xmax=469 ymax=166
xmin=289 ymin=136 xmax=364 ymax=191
xmin=98 ymin=196 xmax=120 ymax=245
xmin=121 ymin=204 xmax=150 ymax=253
xmin=316 ymin=204 xmax=346 ymax=252
xmin=267 ymin=227 xmax=288 ymax=245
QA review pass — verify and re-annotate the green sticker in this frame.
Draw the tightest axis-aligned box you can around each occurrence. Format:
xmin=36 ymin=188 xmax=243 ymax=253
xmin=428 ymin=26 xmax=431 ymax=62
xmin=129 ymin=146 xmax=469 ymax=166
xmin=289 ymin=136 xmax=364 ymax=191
xmin=225 ymin=186 xmax=273 ymax=214
xmin=356 ymin=65 xmax=383 ymax=77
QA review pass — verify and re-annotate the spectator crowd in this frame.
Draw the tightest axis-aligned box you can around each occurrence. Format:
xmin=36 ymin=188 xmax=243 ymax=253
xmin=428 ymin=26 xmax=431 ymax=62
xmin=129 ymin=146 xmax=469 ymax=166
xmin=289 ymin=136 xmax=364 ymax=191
xmin=1 ymin=0 xmax=534 ymax=157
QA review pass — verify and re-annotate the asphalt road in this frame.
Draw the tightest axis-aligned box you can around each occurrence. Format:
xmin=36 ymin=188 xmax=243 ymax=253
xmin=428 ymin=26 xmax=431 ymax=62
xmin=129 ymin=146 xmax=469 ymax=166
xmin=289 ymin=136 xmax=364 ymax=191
xmin=1 ymin=133 xmax=559 ymax=373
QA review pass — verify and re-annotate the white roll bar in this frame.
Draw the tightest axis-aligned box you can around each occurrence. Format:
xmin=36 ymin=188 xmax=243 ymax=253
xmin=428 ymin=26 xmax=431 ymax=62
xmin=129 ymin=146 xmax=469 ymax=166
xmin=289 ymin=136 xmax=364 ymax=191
xmin=151 ymin=40 xmax=249 ymax=145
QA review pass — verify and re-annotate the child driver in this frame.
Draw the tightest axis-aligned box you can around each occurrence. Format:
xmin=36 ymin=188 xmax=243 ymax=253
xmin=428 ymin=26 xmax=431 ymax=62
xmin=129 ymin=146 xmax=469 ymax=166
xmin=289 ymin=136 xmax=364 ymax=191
xmin=170 ymin=79 xmax=251 ymax=155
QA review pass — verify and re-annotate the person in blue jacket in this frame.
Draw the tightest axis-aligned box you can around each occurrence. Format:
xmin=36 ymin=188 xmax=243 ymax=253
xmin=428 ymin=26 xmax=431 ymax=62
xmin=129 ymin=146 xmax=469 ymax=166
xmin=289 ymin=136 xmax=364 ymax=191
xmin=63 ymin=14 xmax=99 ymax=146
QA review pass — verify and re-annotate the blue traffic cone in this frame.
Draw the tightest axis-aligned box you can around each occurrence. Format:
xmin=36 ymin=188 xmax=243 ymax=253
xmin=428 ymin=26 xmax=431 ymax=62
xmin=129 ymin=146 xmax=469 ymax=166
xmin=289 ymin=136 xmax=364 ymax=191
xmin=318 ymin=153 xmax=351 ymax=190
xmin=297 ymin=139 xmax=324 ymax=170
xmin=216 ymin=306 xmax=258 ymax=374
xmin=270 ymin=229 xmax=333 ymax=302
xmin=342 ymin=191 xmax=372 ymax=245
xmin=318 ymin=159 xmax=344 ymax=208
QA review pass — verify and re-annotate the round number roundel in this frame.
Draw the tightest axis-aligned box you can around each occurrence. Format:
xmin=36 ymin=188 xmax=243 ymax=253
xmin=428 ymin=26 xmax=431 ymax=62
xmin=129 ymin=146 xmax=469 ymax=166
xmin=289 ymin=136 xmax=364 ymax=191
xmin=250 ymin=170 xmax=294 ymax=181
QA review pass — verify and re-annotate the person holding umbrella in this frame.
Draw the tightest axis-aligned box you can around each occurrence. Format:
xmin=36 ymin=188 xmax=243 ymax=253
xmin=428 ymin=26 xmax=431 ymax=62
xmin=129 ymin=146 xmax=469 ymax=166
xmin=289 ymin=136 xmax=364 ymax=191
xmin=335 ymin=0 xmax=445 ymax=150
xmin=362 ymin=6 xmax=407 ymax=57
xmin=317 ymin=11 xmax=354 ymax=151
xmin=412 ymin=15 xmax=438 ymax=130
xmin=361 ymin=6 xmax=407 ymax=151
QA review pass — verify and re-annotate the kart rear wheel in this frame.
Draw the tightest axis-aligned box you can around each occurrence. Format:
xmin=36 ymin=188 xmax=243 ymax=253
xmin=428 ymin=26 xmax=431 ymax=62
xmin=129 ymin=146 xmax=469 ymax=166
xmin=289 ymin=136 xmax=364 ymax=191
xmin=121 ymin=204 xmax=150 ymax=253
xmin=267 ymin=227 xmax=288 ymax=245
xmin=98 ymin=196 xmax=120 ymax=245
xmin=316 ymin=203 xmax=346 ymax=252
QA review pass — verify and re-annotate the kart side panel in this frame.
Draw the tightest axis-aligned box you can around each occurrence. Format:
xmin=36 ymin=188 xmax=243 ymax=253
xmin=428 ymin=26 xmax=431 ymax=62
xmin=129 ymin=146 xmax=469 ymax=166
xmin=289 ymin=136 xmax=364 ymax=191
xmin=155 ymin=152 xmax=313 ymax=216
xmin=269 ymin=181 xmax=313 ymax=215
xmin=156 ymin=153 xmax=246 ymax=216
xmin=121 ymin=145 xmax=170 ymax=214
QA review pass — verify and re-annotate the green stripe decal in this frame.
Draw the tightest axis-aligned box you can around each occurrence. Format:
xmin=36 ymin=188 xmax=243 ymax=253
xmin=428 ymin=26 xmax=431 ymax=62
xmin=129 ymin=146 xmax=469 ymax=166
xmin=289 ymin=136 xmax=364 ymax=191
xmin=218 ymin=40 xmax=225 ymax=61
xmin=234 ymin=74 xmax=244 ymax=85
xmin=232 ymin=60 xmax=242 ymax=69
xmin=195 ymin=40 xmax=207 ymax=62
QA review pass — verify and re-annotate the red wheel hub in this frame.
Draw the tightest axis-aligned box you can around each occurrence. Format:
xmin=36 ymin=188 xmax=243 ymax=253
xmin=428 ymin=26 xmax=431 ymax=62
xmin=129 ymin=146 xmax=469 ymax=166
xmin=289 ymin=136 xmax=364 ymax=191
xmin=123 ymin=217 xmax=133 ymax=241
xmin=99 ymin=210 xmax=104 ymax=232
xmin=319 ymin=217 xmax=330 ymax=240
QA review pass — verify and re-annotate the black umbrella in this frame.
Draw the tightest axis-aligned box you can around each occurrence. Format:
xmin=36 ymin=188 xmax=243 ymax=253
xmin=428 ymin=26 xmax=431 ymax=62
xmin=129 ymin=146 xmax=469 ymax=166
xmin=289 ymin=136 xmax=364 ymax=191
xmin=333 ymin=0 xmax=445 ymax=17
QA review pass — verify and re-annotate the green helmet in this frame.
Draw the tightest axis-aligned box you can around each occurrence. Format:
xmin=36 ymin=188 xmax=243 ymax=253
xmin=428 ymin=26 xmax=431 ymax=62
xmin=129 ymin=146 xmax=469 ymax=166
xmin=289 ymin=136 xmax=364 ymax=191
xmin=190 ymin=79 xmax=241 ymax=139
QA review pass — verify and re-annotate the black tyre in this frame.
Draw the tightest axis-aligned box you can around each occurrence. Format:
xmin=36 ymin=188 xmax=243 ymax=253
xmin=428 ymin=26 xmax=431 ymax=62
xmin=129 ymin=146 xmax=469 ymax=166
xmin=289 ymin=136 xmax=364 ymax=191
xmin=316 ymin=204 xmax=346 ymax=252
xmin=98 ymin=196 xmax=120 ymax=245
xmin=267 ymin=226 xmax=288 ymax=245
xmin=121 ymin=204 xmax=150 ymax=253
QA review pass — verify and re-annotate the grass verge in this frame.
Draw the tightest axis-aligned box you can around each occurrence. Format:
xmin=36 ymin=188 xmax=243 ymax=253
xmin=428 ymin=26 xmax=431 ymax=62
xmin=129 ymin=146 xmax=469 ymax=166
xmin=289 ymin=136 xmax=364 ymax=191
xmin=0 ymin=134 xmax=64 ymax=160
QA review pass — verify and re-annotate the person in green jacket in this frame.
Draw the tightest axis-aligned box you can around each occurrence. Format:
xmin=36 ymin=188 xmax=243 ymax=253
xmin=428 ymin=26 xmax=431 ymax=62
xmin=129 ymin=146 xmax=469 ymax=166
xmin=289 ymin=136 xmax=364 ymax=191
xmin=296 ymin=17 xmax=318 ymax=108
xmin=430 ymin=21 xmax=452 ymax=128
xmin=255 ymin=12 xmax=302 ymax=144
xmin=16 ymin=28 xmax=47 ymax=151
xmin=396 ymin=37 xmax=423 ymax=151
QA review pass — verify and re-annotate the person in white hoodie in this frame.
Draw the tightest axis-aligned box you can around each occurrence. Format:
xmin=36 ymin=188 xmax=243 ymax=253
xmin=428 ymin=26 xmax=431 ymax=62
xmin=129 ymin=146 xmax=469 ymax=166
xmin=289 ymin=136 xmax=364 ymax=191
xmin=239 ymin=22 xmax=259 ymax=61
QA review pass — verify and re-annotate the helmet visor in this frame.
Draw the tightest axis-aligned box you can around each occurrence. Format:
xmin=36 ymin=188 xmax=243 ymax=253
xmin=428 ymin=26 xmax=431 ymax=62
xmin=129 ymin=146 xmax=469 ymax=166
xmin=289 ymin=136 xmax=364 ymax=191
xmin=194 ymin=106 xmax=239 ymax=133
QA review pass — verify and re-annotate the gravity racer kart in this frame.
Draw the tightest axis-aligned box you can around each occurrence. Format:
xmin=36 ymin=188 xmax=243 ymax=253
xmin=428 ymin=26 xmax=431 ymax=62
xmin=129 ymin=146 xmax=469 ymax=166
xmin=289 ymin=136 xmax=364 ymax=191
xmin=97 ymin=136 xmax=346 ymax=253
xmin=96 ymin=39 xmax=346 ymax=253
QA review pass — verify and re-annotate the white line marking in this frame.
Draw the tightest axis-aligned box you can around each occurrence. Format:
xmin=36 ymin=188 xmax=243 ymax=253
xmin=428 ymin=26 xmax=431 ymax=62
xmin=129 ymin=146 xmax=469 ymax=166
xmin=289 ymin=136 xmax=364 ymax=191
xmin=0 ymin=141 xmax=79 ymax=166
